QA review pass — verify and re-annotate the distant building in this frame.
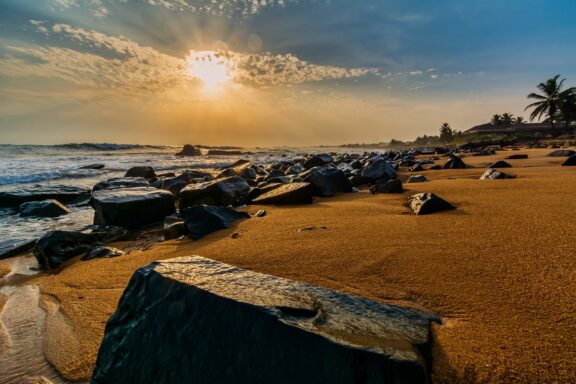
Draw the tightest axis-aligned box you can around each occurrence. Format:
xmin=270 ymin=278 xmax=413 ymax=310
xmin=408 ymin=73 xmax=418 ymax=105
xmin=464 ymin=122 xmax=571 ymax=135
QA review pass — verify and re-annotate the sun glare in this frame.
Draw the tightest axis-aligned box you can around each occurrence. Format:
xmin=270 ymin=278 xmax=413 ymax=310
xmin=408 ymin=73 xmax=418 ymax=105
xmin=186 ymin=51 xmax=234 ymax=92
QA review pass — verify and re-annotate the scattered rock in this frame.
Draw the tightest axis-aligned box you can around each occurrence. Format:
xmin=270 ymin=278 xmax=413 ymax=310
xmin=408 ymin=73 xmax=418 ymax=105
xmin=33 ymin=228 xmax=128 ymax=270
xmin=252 ymin=183 xmax=313 ymax=205
xmin=303 ymin=154 xmax=333 ymax=169
xmin=125 ymin=166 xmax=156 ymax=179
xmin=81 ymin=246 xmax=125 ymax=261
xmin=361 ymin=159 xmax=397 ymax=181
xmin=91 ymin=187 xmax=176 ymax=229
xmin=91 ymin=256 xmax=436 ymax=384
xmin=19 ymin=199 xmax=69 ymax=218
xmin=487 ymin=160 xmax=512 ymax=168
xmin=181 ymin=205 xmax=250 ymax=240
xmin=370 ymin=179 xmax=403 ymax=194
xmin=409 ymin=164 xmax=424 ymax=172
xmin=547 ymin=149 xmax=576 ymax=157
xmin=480 ymin=168 xmax=516 ymax=180
xmin=176 ymin=144 xmax=202 ymax=156
xmin=407 ymin=175 xmax=429 ymax=183
xmin=179 ymin=177 xmax=251 ymax=209
xmin=301 ymin=168 xmax=353 ymax=197
xmin=92 ymin=177 xmax=150 ymax=192
xmin=443 ymin=155 xmax=467 ymax=169
xmin=0 ymin=185 xmax=91 ymax=208
xmin=408 ymin=193 xmax=455 ymax=215
xmin=254 ymin=210 xmax=267 ymax=217
xmin=506 ymin=154 xmax=528 ymax=159
xmin=561 ymin=155 xmax=576 ymax=166
xmin=230 ymin=232 xmax=240 ymax=239
xmin=297 ymin=226 xmax=327 ymax=232
xmin=79 ymin=163 xmax=105 ymax=170
xmin=427 ymin=165 xmax=442 ymax=170
xmin=0 ymin=238 xmax=36 ymax=260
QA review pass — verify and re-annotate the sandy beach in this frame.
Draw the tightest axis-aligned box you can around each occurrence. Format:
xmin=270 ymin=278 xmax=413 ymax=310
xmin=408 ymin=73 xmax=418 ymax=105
xmin=0 ymin=148 xmax=566 ymax=383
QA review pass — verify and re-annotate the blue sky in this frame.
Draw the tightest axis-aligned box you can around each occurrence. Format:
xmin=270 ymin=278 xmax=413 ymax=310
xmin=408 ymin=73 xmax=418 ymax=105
xmin=1 ymin=0 xmax=575 ymax=145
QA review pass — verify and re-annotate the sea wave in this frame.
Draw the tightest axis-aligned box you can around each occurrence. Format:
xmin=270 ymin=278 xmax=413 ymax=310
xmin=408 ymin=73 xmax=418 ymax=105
xmin=0 ymin=169 xmax=108 ymax=186
xmin=52 ymin=143 xmax=170 ymax=151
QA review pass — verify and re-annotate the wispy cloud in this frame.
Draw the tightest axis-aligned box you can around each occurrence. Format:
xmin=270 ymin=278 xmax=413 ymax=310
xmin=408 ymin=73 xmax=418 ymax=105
xmin=0 ymin=21 xmax=377 ymax=95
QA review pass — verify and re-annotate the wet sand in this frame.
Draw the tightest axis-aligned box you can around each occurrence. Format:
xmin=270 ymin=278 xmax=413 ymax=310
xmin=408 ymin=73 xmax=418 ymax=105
xmin=4 ymin=148 xmax=575 ymax=382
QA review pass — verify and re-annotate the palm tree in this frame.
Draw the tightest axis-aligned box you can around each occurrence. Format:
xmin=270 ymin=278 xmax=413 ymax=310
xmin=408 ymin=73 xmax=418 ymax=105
xmin=559 ymin=88 xmax=576 ymax=130
xmin=525 ymin=75 xmax=568 ymax=134
xmin=515 ymin=116 xmax=525 ymax=125
xmin=491 ymin=114 xmax=502 ymax=125
xmin=439 ymin=122 xmax=454 ymax=143
xmin=501 ymin=113 xmax=515 ymax=126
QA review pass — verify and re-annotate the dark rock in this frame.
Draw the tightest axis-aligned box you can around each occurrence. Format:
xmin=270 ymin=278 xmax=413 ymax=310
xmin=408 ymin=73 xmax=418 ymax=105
xmin=547 ymin=149 xmax=576 ymax=157
xmin=303 ymin=154 xmax=333 ymax=169
xmin=164 ymin=218 xmax=188 ymax=240
xmin=0 ymin=185 xmax=91 ymax=209
xmin=360 ymin=159 xmax=396 ymax=181
xmin=216 ymin=168 xmax=238 ymax=179
xmin=409 ymin=164 xmax=424 ymax=172
xmin=297 ymin=226 xmax=327 ymax=232
xmin=176 ymin=144 xmax=202 ymax=156
xmin=161 ymin=178 xmax=188 ymax=195
xmin=407 ymin=175 xmax=429 ymax=183
xmin=206 ymin=149 xmax=247 ymax=156
xmin=91 ymin=187 xmax=176 ymax=229
xmin=301 ymin=168 xmax=353 ymax=197
xmin=33 ymin=228 xmax=128 ymax=270
xmin=268 ymin=176 xmax=293 ymax=184
xmin=370 ymin=179 xmax=403 ymax=194
xmin=562 ymin=155 xmax=576 ymax=166
xmin=92 ymin=256 xmax=436 ymax=384
xmin=487 ymin=160 xmax=512 ymax=168
xmin=125 ymin=166 xmax=156 ymax=179
xmin=266 ymin=169 xmax=286 ymax=180
xmin=0 ymin=238 xmax=36 ymax=260
xmin=480 ymin=169 xmax=516 ymax=180
xmin=92 ymin=177 xmax=149 ymax=192
xmin=239 ymin=167 xmax=257 ymax=180
xmin=252 ymin=183 xmax=313 ymax=205
xmin=408 ymin=193 xmax=455 ymax=215
xmin=179 ymin=177 xmax=250 ymax=209
xmin=79 ymin=163 xmax=105 ymax=170
xmin=287 ymin=164 xmax=304 ymax=175
xmin=428 ymin=165 xmax=442 ymax=170
xmin=81 ymin=246 xmax=125 ymax=261
xmin=19 ymin=199 xmax=69 ymax=218
xmin=443 ymin=155 xmax=467 ymax=169
xmin=506 ymin=154 xmax=528 ymax=159
xmin=254 ymin=210 xmax=267 ymax=217
xmin=181 ymin=205 xmax=249 ymax=240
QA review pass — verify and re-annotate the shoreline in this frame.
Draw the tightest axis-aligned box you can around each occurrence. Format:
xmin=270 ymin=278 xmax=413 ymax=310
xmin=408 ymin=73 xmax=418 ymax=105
xmin=1 ymin=147 xmax=575 ymax=382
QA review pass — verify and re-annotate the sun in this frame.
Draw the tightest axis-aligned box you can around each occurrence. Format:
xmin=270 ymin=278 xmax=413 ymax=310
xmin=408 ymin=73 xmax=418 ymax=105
xmin=186 ymin=51 xmax=234 ymax=92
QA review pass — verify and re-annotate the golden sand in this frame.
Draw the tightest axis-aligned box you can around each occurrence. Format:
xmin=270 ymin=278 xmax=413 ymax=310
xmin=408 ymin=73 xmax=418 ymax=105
xmin=16 ymin=148 xmax=576 ymax=382
xmin=0 ymin=265 xmax=11 ymax=279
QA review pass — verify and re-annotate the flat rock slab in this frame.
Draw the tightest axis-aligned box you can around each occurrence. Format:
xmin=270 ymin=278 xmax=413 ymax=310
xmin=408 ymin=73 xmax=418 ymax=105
xmin=91 ymin=187 xmax=175 ymax=229
xmin=92 ymin=256 xmax=438 ymax=384
xmin=252 ymin=182 xmax=313 ymax=205
xmin=0 ymin=185 xmax=91 ymax=208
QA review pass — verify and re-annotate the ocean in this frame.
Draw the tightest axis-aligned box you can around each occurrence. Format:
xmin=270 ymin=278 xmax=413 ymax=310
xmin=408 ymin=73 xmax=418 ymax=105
xmin=0 ymin=143 xmax=296 ymax=246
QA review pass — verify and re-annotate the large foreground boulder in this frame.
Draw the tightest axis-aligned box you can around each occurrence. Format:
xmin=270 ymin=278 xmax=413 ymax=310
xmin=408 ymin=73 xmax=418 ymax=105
xmin=33 ymin=228 xmax=128 ymax=270
xmin=0 ymin=185 xmax=90 ymax=208
xmin=92 ymin=256 xmax=437 ymax=384
xmin=91 ymin=187 xmax=176 ymax=229
xmin=19 ymin=199 xmax=69 ymax=217
xmin=181 ymin=205 xmax=250 ymax=240
xmin=179 ymin=177 xmax=250 ymax=209
xmin=301 ymin=168 xmax=353 ymax=197
xmin=408 ymin=193 xmax=455 ymax=215
xmin=252 ymin=183 xmax=313 ymax=205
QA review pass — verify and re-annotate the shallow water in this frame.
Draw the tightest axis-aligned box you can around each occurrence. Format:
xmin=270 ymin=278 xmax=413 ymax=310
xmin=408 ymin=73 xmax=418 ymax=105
xmin=0 ymin=285 xmax=78 ymax=384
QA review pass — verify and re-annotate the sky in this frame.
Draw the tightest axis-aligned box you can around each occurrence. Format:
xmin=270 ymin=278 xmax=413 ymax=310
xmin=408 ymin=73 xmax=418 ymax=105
xmin=0 ymin=0 xmax=575 ymax=146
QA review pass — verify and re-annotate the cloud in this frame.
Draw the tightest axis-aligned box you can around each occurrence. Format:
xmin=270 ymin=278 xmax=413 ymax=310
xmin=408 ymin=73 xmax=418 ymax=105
xmin=51 ymin=0 xmax=301 ymax=17
xmin=409 ymin=70 xmax=423 ymax=76
xmin=0 ymin=22 xmax=377 ymax=95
